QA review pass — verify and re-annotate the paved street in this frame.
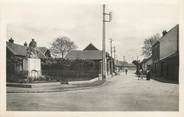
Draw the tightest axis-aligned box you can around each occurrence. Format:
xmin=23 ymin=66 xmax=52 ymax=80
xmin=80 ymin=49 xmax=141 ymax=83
xmin=7 ymin=70 xmax=179 ymax=111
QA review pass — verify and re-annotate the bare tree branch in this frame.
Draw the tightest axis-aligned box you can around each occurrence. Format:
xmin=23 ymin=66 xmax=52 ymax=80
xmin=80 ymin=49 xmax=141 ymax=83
xmin=142 ymin=33 xmax=161 ymax=57
xmin=50 ymin=36 xmax=77 ymax=58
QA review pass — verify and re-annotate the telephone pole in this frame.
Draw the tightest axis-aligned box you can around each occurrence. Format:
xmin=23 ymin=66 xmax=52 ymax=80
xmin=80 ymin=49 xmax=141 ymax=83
xmin=113 ymin=46 xmax=116 ymax=72
xmin=109 ymin=38 xmax=113 ymax=75
xmin=102 ymin=4 xmax=112 ymax=79
xmin=113 ymin=46 xmax=116 ymax=60
xmin=123 ymin=56 xmax=125 ymax=71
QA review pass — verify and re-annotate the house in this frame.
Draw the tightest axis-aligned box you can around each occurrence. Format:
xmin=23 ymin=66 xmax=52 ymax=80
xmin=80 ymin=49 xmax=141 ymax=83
xmin=141 ymin=56 xmax=152 ymax=71
xmin=152 ymin=24 xmax=179 ymax=81
xmin=65 ymin=43 xmax=113 ymax=75
xmin=6 ymin=38 xmax=51 ymax=82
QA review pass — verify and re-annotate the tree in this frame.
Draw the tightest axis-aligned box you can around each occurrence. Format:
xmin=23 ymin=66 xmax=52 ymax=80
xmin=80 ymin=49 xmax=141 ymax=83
xmin=50 ymin=36 xmax=77 ymax=58
xmin=142 ymin=33 xmax=161 ymax=57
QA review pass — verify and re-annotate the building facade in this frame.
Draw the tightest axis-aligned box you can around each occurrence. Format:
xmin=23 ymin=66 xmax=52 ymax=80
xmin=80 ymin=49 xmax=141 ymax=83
xmin=152 ymin=25 xmax=179 ymax=81
xmin=152 ymin=41 xmax=160 ymax=76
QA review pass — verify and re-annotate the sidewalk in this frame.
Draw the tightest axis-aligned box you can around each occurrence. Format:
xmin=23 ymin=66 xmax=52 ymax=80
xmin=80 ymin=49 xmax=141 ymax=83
xmin=7 ymin=77 xmax=107 ymax=93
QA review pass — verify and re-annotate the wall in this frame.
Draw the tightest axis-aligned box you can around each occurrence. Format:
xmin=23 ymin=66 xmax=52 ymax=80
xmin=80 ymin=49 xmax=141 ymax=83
xmin=160 ymin=25 xmax=178 ymax=60
xmin=160 ymin=56 xmax=179 ymax=80
xmin=152 ymin=43 xmax=160 ymax=76
xmin=152 ymin=43 xmax=160 ymax=63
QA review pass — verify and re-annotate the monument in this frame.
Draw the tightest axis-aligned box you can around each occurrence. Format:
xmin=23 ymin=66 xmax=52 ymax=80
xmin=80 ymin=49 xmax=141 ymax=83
xmin=23 ymin=39 xmax=41 ymax=80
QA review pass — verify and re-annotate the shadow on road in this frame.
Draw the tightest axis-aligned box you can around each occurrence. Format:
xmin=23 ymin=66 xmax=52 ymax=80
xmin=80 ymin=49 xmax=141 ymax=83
xmin=151 ymin=76 xmax=179 ymax=84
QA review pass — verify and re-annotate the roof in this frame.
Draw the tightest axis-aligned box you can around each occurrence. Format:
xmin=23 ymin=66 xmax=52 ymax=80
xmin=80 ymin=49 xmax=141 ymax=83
xmin=141 ymin=56 xmax=152 ymax=64
xmin=6 ymin=42 xmax=46 ymax=58
xmin=65 ymin=50 xmax=102 ymax=60
xmin=159 ymin=24 xmax=179 ymax=43
xmin=37 ymin=47 xmax=49 ymax=54
xmin=152 ymin=41 xmax=159 ymax=47
xmin=83 ymin=43 xmax=99 ymax=51
xmin=6 ymin=42 xmax=27 ymax=56
xmin=34 ymin=48 xmax=47 ymax=59
xmin=152 ymin=24 xmax=179 ymax=47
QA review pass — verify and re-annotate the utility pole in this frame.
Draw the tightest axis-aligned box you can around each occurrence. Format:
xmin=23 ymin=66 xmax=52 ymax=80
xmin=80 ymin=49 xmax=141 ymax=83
xmin=102 ymin=4 xmax=112 ymax=79
xmin=113 ymin=46 xmax=116 ymax=72
xmin=113 ymin=46 xmax=116 ymax=61
xmin=123 ymin=56 xmax=125 ymax=71
xmin=109 ymin=38 xmax=113 ymax=75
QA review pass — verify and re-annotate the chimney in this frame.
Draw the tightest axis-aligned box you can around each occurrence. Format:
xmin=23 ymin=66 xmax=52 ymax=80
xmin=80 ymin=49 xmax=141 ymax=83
xmin=162 ymin=30 xmax=167 ymax=36
xmin=24 ymin=42 xmax=27 ymax=46
xmin=9 ymin=38 xmax=14 ymax=43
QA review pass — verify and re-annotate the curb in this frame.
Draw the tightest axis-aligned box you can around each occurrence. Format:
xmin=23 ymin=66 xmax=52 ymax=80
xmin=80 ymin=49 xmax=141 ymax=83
xmin=7 ymin=78 xmax=101 ymax=88
xmin=7 ymin=79 xmax=106 ymax=93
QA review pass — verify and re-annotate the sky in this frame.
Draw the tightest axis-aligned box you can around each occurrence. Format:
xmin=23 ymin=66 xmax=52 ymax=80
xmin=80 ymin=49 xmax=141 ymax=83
xmin=2 ymin=0 xmax=179 ymax=62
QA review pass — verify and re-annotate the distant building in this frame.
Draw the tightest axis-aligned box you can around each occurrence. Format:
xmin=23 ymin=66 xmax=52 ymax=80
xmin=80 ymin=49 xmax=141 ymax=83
xmin=6 ymin=38 xmax=51 ymax=82
xmin=65 ymin=43 xmax=113 ymax=75
xmin=126 ymin=63 xmax=136 ymax=70
xmin=115 ymin=60 xmax=136 ymax=71
xmin=152 ymin=24 xmax=179 ymax=81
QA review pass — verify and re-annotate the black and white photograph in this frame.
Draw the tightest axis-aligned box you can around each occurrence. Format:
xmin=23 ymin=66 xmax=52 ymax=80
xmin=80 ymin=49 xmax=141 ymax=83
xmin=0 ymin=0 xmax=184 ymax=115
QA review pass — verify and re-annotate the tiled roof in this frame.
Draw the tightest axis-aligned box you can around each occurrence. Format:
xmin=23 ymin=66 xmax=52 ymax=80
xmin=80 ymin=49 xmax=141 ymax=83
xmin=6 ymin=42 xmax=46 ymax=58
xmin=35 ymin=48 xmax=47 ymax=59
xmin=65 ymin=50 xmax=102 ymax=60
xmin=141 ymin=56 xmax=152 ymax=64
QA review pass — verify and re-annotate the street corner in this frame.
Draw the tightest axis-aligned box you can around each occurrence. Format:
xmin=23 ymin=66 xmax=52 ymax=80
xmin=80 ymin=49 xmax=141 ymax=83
xmin=7 ymin=78 xmax=106 ymax=93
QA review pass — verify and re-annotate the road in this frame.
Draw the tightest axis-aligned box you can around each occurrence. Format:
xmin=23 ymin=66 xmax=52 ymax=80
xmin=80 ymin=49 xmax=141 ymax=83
xmin=7 ymin=70 xmax=179 ymax=111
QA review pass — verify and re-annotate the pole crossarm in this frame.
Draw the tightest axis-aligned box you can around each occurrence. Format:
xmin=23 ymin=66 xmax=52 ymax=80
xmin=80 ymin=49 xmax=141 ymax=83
xmin=103 ymin=12 xmax=112 ymax=22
